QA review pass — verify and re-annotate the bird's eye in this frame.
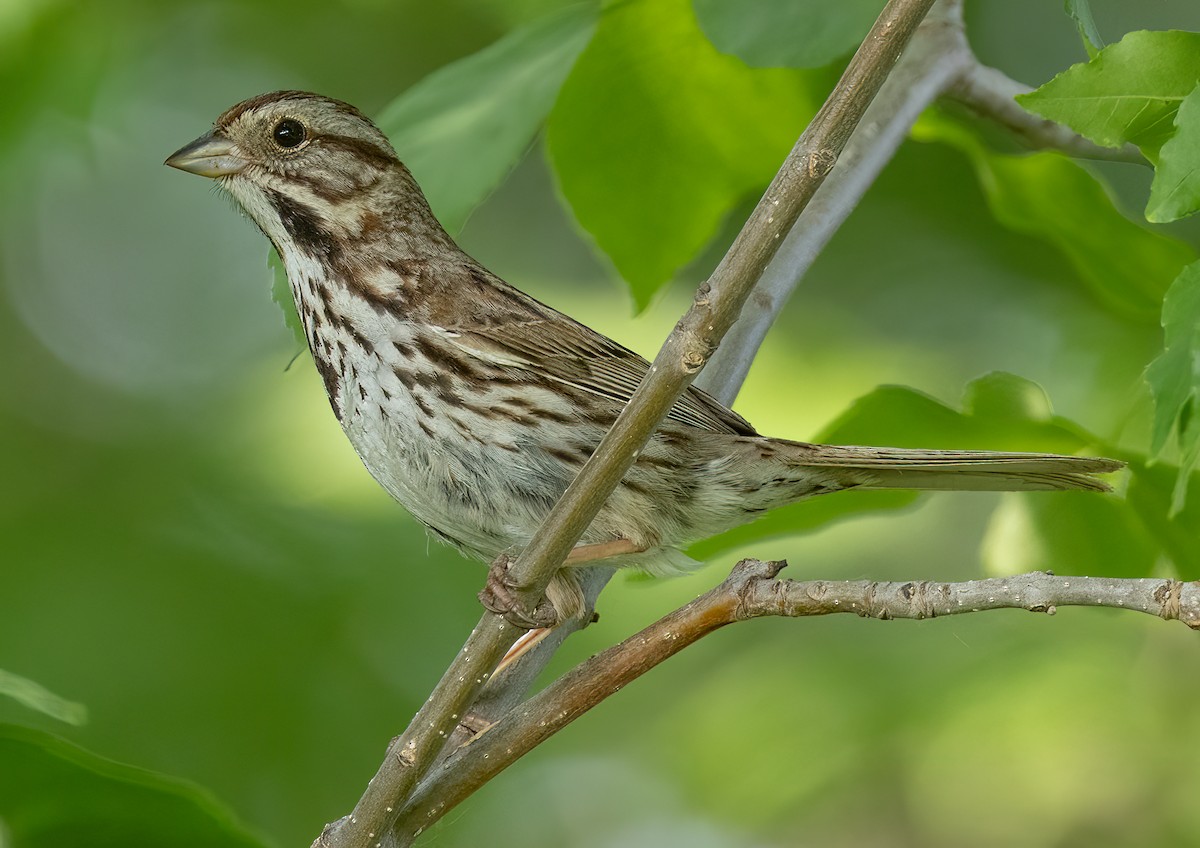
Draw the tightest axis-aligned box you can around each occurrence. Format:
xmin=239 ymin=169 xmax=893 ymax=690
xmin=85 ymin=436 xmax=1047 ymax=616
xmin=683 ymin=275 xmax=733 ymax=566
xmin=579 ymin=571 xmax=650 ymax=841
xmin=272 ymin=119 xmax=307 ymax=149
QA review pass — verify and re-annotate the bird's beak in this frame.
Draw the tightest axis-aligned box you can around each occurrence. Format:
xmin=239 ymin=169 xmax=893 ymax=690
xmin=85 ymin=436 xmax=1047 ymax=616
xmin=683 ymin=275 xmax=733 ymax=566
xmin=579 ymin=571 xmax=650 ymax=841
xmin=164 ymin=132 xmax=248 ymax=178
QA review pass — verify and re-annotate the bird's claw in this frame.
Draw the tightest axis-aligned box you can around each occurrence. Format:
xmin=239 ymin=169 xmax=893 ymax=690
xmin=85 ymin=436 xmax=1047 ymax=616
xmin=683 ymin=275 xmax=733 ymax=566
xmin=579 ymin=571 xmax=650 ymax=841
xmin=478 ymin=553 xmax=560 ymax=629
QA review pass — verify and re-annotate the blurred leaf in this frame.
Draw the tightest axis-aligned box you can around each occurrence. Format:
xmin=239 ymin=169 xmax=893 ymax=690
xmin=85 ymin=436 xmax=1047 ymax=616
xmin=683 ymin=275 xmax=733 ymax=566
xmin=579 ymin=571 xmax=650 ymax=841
xmin=377 ymin=3 xmax=598 ymax=233
xmin=0 ymin=670 xmax=86 ymax=726
xmin=1126 ymin=462 xmax=1200 ymax=578
xmin=1146 ymin=85 xmax=1200 ymax=223
xmin=957 ymin=372 xmax=1108 ymax=452
xmin=691 ymin=374 xmax=1099 ymax=560
xmin=1147 ymin=262 xmax=1200 ymax=453
xmin=962 ymin=371 xmax=1055 ymax=423
xmin=268 ymin=247 xmax=306 ymax=350
xmin=1145 ymin=261 xmax=1200 ymax=512
xmin=546 ymin=0 xmax=818 ymax=308
xmin=693 ymin=0 xmax=885 ymax=68
xmin=0 ymin=724 xmax=267 ymax=848
xmin=817 ymin=374 xmax=1095 ymax=453
xmin=0 ymin=5 xmax=120 ymax=155
xmin=913 ymin=111 xmax=1195 ymax=322
xmin=687 ymin=489 xmax=916 ymax=561
xmin=1015 ymin=30 xmax=1200 ymax=160
xmin=982 ymin=492 xmax=1157 ymax=578
xmin=825 ymin=376 xmax=1146 ymax=580
xmin=1063 ymin=0 xmax=1104 ymax=58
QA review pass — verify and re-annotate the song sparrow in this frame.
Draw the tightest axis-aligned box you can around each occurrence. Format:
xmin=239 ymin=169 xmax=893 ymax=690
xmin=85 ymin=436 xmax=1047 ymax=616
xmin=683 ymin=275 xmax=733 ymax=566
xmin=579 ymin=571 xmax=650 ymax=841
xmin=166 ymin=91 xmax=1121 ymax=622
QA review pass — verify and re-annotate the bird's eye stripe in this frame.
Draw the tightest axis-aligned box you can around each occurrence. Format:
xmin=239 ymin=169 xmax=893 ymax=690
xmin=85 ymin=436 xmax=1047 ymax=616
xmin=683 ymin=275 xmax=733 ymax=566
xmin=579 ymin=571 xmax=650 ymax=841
xmin=317 ymin=134 xmax=395 ymax=169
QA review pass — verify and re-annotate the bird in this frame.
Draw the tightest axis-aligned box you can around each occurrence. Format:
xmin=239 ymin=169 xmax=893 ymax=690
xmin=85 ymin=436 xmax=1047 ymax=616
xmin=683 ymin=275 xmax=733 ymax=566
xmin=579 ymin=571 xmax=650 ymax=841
xmin=165 ymin=90 xmax=1122 ymax=625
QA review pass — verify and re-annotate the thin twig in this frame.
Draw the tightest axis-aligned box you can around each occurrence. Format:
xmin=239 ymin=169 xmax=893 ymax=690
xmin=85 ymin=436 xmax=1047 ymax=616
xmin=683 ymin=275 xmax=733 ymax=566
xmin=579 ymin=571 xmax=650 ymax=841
xmin=742 ymin=571 xmax=1200 ymax=624
xmin=393 ymin=561 xmax=1200 ymax=835
xmin=946 ymin=61 xmax=1146 ymax=165
xmin=317 ymin=0 xmax=941 ymax=845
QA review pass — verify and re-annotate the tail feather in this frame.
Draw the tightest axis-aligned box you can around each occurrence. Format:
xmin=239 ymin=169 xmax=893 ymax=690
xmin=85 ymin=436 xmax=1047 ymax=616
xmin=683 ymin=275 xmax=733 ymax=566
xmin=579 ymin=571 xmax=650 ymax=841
xmin=785 ymin=444 xmax=1123 ymax=493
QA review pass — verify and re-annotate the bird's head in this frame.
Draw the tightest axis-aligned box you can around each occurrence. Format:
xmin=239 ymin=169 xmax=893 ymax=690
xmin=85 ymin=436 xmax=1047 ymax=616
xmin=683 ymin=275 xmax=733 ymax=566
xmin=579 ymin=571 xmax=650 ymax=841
xmin=166 ymin=91 xmax=436 ymax=264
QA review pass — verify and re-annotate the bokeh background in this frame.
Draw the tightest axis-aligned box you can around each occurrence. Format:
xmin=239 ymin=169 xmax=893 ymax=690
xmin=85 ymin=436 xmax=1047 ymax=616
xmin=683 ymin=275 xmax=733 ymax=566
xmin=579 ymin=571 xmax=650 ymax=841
xmin=2 ymin=1 xmax=1200 ymax=846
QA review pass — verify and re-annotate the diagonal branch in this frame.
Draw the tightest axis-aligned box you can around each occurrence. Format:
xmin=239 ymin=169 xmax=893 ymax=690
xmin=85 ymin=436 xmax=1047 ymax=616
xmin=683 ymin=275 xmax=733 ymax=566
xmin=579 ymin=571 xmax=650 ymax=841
xmin=496 ymin=0 xmax=941 ymax=619
xmin=393 ymin=560 xmax=1200 ymax=836
xmin=444 ymin=0 xmax=970 ymax=753
xmin=699 ymin=0 xmax=972 ymax=402
xmin=443 ymin=0 xmax=975 ymax=755
xmin=315 ymin=0 xmax=941 ymax=845
xmin=389 ymin=5 xmax=1161 ymax=804
xmin=698 ymin=0 xmax=1148 ymax=403
xmin=320 ymin=0 xmax=1158 ymax=844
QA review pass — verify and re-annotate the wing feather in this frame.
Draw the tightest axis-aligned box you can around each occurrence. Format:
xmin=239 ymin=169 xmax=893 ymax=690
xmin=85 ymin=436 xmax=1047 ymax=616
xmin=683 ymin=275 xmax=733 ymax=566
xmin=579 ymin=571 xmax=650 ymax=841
xmin=432 ymin=289 xmax=755 ymax=436
xmin=420 ymin=260 xmax=756 ymax=435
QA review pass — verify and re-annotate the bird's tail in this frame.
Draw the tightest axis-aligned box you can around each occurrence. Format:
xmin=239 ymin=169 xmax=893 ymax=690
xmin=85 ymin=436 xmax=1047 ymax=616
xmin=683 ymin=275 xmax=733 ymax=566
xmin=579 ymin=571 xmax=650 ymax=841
xmin=783 ymin=443 xmax=1123 ymax=493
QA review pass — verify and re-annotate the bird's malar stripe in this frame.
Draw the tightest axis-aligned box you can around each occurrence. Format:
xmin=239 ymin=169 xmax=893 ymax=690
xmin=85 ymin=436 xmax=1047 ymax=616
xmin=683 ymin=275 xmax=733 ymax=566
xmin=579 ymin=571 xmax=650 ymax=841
xmin=265 ymin=188 xmax=343 ymax=263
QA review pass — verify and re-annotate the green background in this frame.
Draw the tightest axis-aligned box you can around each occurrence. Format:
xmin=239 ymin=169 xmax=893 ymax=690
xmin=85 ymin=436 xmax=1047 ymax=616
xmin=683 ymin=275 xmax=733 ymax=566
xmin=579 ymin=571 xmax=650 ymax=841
xmin=2 ymin=1 xmax=1199 ymax=846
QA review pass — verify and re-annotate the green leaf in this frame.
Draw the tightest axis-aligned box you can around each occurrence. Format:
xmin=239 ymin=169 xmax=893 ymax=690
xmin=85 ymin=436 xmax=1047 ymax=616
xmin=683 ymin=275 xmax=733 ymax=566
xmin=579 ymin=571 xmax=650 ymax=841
xmin=0 ymin=724 xmax=267 ymax=848
xmin=687 ymin=490 xmax=917 ymax=562
xmin=546 ymin=0 xmax=819 ymax=308
xmin=817 ymin=374 xmax=1096 ymax=454
xmin=962 ymin=371 xmax=1054 ymax=425
xmin=0 ymin=670 xmax=87 ymax=726
xmin=268 ymin=247 xmax=306 ymax=350
xmin=1126 ymin=462 xmax=1200 ymax=578
xmin=1063 ymin=0 xmax=1104 ymax=58
xmin=913 ymin=111 xmax=1195 ymax=322
xmin=1179 ymin=416 xmax=1200 ymax=514
xmin=377 ymin=3 xmax=598 ymax=233
xmin=1146 ymin=84 xmax=1200 ymax=222
xmin=1147 ymin=262 xmax=1200 ymax=453
xmin=821 ymin=376 xmax=1145 ymax=581
xmin=690 ymin=374 xmax=1099 ymax=561
xmin=1015 ymin=30 xmax=1200 ymax=160
xmin=1145 ymin=261 xmax=1200 ymax=512
xmin=693 ymin=0 xmax=885 ymax=68
xmin=982 ymin=491 xmax=1157 ymax=578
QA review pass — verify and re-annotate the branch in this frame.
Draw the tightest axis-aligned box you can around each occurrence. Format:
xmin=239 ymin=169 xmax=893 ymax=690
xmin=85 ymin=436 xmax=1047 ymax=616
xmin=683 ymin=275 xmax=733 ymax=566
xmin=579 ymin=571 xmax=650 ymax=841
xmin=698 ymin=0 xmax=971 ymax=402
xmin=453 ymin=0 xmax=967 ymax=756
xmin=312 ymin=3 xmax=945 ymax=844
xmin=698 ymin=0 xmax=1150 ymax=402
xmin=410 ymin=2 xmax=970 ymax=807
xmin=497 ymin=0 xmax=941 ymax=625
xmin=442 ymin=566 xmax=614 ymax=750
xmin=946 ymin=61 xmax=1146 ymax=165
xmin=320 ymin=0 xmax=1158 ymax=842
xmin=393 ymin=561 xmax=1200 ymax=835
xmin=742 ymin=570 xmax=1200 ymax=624
xmin=317 ymin=0 xmax=941 ymax=844
xmin=442 ymin=4 xmax=976 ymax=756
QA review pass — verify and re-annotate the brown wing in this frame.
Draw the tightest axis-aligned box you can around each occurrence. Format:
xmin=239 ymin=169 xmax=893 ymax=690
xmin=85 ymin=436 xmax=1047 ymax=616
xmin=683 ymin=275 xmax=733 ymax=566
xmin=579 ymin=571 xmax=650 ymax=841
xmin=430 ymin=264 xmax=757 ymax=436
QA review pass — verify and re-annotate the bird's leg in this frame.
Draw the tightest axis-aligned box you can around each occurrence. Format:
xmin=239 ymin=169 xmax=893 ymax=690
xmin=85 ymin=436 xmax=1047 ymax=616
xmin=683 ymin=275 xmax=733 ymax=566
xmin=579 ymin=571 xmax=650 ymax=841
xmin=481 ymin=539 xmax=644 ymax=627
xmin=564 ymin=538 xmax=643 ymax=565
xmin=478 ymin=553 xmax=560 ymax=630
xmin=484 ymin=539 xmax=645 ymax=671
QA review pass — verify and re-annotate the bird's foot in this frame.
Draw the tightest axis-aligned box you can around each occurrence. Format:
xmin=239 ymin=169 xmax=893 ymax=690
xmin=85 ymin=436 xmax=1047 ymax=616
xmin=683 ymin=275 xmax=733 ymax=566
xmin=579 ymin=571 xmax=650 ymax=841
xmin=479 ymin=553 xmax=560 ymax=629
